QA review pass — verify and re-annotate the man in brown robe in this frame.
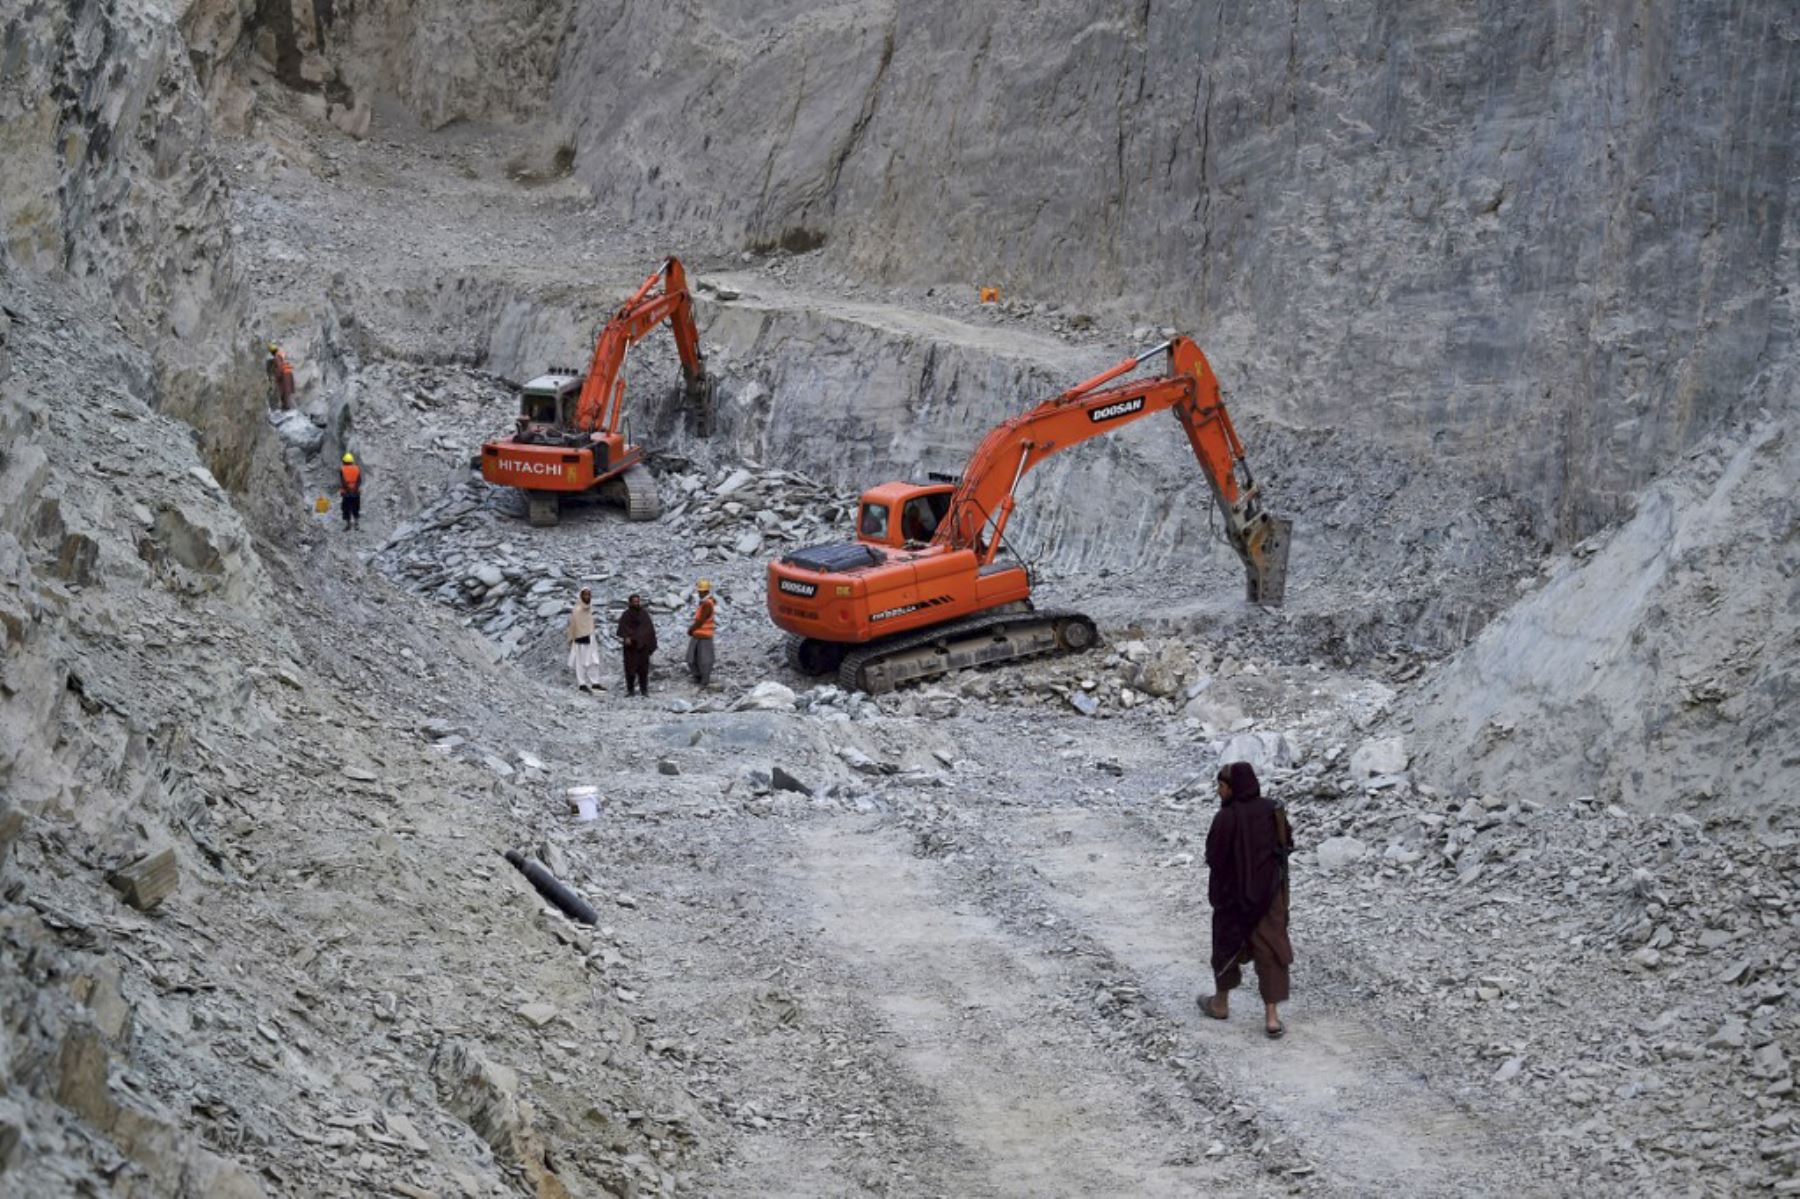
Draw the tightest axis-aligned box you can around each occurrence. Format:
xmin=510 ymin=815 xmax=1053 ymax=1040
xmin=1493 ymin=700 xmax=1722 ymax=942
xmin=617 ymin=594 xmax=658 ymax=697
xmin=1200 ymin=761 xmax=1295 ymax=1038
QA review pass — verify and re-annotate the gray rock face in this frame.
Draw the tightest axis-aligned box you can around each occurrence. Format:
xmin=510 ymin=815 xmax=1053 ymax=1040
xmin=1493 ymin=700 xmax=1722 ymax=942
xmin=1408 ymin=418 xmax=1800 ymax=814
xmin=551 ymin=1 xmax=1797 ymax=542
xmin=182 ymin=0 xmax=576 ymax=134
xmin=0 ymin=0 xmax=265 ymax=488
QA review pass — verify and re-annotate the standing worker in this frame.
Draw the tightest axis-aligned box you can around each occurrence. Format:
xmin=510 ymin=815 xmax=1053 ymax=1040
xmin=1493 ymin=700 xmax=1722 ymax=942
xmin=567 ymin=588 xmax=602 ymax=693
xmin=267 ymin=343 xmax=295 ymax=410
xmin=1199 ymin=761 xmax=1295 ymax=1038
xmin=686 ymin=579 xmax=716 ymax=687
xmin=617 ymin=593 xmax=658 ymax=697
xmin=338 ymin=452 xmax=363 ymax=531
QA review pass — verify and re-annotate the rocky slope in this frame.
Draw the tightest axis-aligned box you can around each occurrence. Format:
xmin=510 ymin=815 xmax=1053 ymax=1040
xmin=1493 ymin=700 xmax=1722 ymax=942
xmin=1410 ymin=413 xmax=1800 ymax=814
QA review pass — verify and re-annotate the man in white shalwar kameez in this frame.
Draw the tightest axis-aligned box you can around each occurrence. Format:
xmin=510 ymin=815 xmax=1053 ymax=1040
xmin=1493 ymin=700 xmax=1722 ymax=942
xmin=567 ymin=588 xmax=602 ymax=692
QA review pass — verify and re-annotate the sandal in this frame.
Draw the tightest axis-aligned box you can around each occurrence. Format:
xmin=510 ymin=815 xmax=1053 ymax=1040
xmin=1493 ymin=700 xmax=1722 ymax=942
xmin=1198 ymin=995 xmax=1229 ymax=1021
xmin=1266 ymin=1023 xmax=1286 ymax=1040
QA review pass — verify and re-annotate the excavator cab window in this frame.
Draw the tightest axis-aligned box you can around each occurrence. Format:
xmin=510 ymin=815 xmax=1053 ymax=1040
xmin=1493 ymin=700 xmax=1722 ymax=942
xmin=900 ymin=492 xmax=950 ymax=545
xmin=523 ymin=392 xmax=559 ymax=427
xmin=858 ymin=501 xmax=891 ymax=543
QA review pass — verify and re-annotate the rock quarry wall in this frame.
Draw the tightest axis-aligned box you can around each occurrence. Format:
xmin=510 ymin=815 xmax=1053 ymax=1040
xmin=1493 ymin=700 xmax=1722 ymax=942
xmin=0 ymin=0 xmax=267 ymax=492
xmin=549 ymin=0 xmax=1798 ymax=543
xmin=177 ymin=0 xmax=577 ymax=135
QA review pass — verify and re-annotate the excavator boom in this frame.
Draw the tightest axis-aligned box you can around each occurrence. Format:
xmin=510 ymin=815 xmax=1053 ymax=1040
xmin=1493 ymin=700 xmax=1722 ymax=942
xmin=574 ymin=257 xmax=710 ymax=437
xmin=768 ymin=336 xmax=1291 ymax=690
xmin=937 ymin=337 xmax=1288 ymax=602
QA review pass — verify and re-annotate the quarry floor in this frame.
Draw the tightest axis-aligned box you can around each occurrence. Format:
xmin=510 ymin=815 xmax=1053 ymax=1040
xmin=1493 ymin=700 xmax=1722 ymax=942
xmin=45 ymin=101 xmax=1776 ymax=1198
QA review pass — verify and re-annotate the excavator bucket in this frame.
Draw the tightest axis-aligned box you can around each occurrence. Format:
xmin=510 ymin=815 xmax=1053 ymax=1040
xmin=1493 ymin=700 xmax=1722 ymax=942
xmin=685 ymin=374 xmax=717 ymax=437
xmin=1244 ymin=514 xmax=1292 ymax=606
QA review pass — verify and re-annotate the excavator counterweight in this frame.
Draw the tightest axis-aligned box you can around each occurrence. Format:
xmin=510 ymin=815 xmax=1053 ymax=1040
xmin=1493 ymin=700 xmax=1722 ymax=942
xmin=479 ymin=257 xmax=714 ymax=526
xmin=768 ymin=336 xmax=1291 ymax=691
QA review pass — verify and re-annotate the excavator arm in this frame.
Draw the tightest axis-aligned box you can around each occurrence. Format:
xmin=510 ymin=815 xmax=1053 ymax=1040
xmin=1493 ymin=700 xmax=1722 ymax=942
xmin=573 ymin=257 xmax=711 ymax=436
xmin=938 ymin=336 xmax=1291 ymax=604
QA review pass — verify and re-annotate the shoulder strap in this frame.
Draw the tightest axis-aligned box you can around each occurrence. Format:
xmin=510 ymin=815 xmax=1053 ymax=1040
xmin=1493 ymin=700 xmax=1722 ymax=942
xmin=1271 ymin=799 xmax=1294 ymax=852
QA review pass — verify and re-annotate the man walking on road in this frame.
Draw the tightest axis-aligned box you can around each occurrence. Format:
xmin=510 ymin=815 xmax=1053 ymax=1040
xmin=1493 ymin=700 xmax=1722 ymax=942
xmin=686 ymin=579 xmax=716 ymax=687
xmin=1200 ymin=761 xmax=1295 ymax=1038
xmin=617 ymin=593 xmax=657 ymax=697
xmin=567 ymin=588 xmax=602 ymax=693
xmin=338 ymin=452 xmax=363 ymax=531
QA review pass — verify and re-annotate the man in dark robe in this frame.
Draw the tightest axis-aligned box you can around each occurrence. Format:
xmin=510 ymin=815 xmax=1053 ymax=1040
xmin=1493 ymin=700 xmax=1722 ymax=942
xmin=1200 ymin=761 xmax=1295 ymax=1038
xmin=617 ymin=594 xmax=658 ymax=697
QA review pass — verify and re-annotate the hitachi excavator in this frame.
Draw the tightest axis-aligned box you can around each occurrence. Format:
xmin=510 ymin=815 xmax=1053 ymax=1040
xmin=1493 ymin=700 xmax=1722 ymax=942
xmin=479 ymin=257 xmax=714 ymax=527
xmin=767 ymin=336 xmax=1291 ymax=693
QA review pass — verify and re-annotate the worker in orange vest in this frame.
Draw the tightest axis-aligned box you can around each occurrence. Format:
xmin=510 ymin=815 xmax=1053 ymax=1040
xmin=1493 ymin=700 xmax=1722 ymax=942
xmin=338 ymin=452 xmax=363 ymax=531
xmin=267 ymin=343 xmax=295 ymax=410
xmin=686 ymin=579 xmax=716 ymax=686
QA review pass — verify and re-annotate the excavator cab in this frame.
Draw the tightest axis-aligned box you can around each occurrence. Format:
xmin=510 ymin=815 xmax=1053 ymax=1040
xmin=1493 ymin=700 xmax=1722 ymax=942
xmin=514 ymin=373 xmax=584 ymax=444
xmin=855 ymin=483 xmax=955 ymax=550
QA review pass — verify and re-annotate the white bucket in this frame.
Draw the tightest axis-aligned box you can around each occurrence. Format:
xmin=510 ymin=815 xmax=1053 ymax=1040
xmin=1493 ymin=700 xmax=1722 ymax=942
xmin=566 ymin=786 xmax=600 ymax=822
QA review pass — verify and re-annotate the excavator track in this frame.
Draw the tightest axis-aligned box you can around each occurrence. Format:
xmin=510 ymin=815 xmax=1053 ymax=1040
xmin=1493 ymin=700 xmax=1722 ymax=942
xmin=617 ymin=464 xmax=662 ymax=522
xmin=784 ymin=633 xmax=846 ymax=677
xmin=835 ymin=606 xmax=1098 ymax=694
xmin=526 ymin=492 xmax=561 ymax=528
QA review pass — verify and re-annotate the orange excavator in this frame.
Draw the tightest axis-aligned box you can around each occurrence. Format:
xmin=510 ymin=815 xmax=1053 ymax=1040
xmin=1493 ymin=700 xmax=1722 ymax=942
xmin=480 ymin=257 xmax=714 ymax=526
xmin=767 ymin=337 xmax=1291 ymax=692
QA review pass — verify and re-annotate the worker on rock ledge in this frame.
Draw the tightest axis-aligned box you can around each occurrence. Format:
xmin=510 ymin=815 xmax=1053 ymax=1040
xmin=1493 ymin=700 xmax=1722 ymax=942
xmin=1200 ymin=761 xmax=1295 ymax=1039
xmin=686 ymin=579 xmax=716 ymax=688
xmin=338 ymin=452 xmax=363 ymax=531
xmin=267 ymin=343 xmax=295 ymax=410
xmin=617 ymin=593 xmax=657 ymax=697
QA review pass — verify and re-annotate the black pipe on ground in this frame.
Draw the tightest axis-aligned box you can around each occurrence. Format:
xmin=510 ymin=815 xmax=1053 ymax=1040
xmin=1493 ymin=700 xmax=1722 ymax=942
xmin=503 ymin=849 xmax=600 ymax=925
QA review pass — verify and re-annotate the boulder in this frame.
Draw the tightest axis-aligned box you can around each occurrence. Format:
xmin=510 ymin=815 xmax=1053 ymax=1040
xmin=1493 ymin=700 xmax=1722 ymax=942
xmin=918 ymin=690 xmax=962 ymax=719
xmin=836 ymin=746 xmax=883 ymax=774
xmin=106 ymin=848 xmax=179 ymax=911
xmin=1128 ymin=642 xmax=1194 ymax=697
xmin=1349 ymin=735 xmax=1409 ymax=781
xmin=736 ymin=681 xmax=797 ymax=711
xmin=1217 ymin=731 xmax=1297 ymax=777
xmin=770 ymin=766 xmax=812 ymax=795
xmin=1315 ymin=836 xmax=1368 ymax=871
xmin=271 ymin=409 xmax=323 ymax=452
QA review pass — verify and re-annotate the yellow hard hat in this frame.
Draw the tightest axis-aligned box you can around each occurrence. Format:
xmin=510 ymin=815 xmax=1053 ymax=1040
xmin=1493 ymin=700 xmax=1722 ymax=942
xmin=342 ymin=452 xmax=355 ymax=464
xmin=696 ymin=579 xmax=712 ymax=592
xmin=268 ymin=343 xmax=279 ymax=352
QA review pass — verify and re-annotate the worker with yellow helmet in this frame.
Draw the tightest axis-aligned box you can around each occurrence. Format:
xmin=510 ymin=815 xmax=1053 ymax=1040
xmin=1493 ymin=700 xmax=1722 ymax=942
xmin=686 ymin=579 xmax=716 ymax=687
xmin=338 ymin=451 xmax=363 ymax=531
